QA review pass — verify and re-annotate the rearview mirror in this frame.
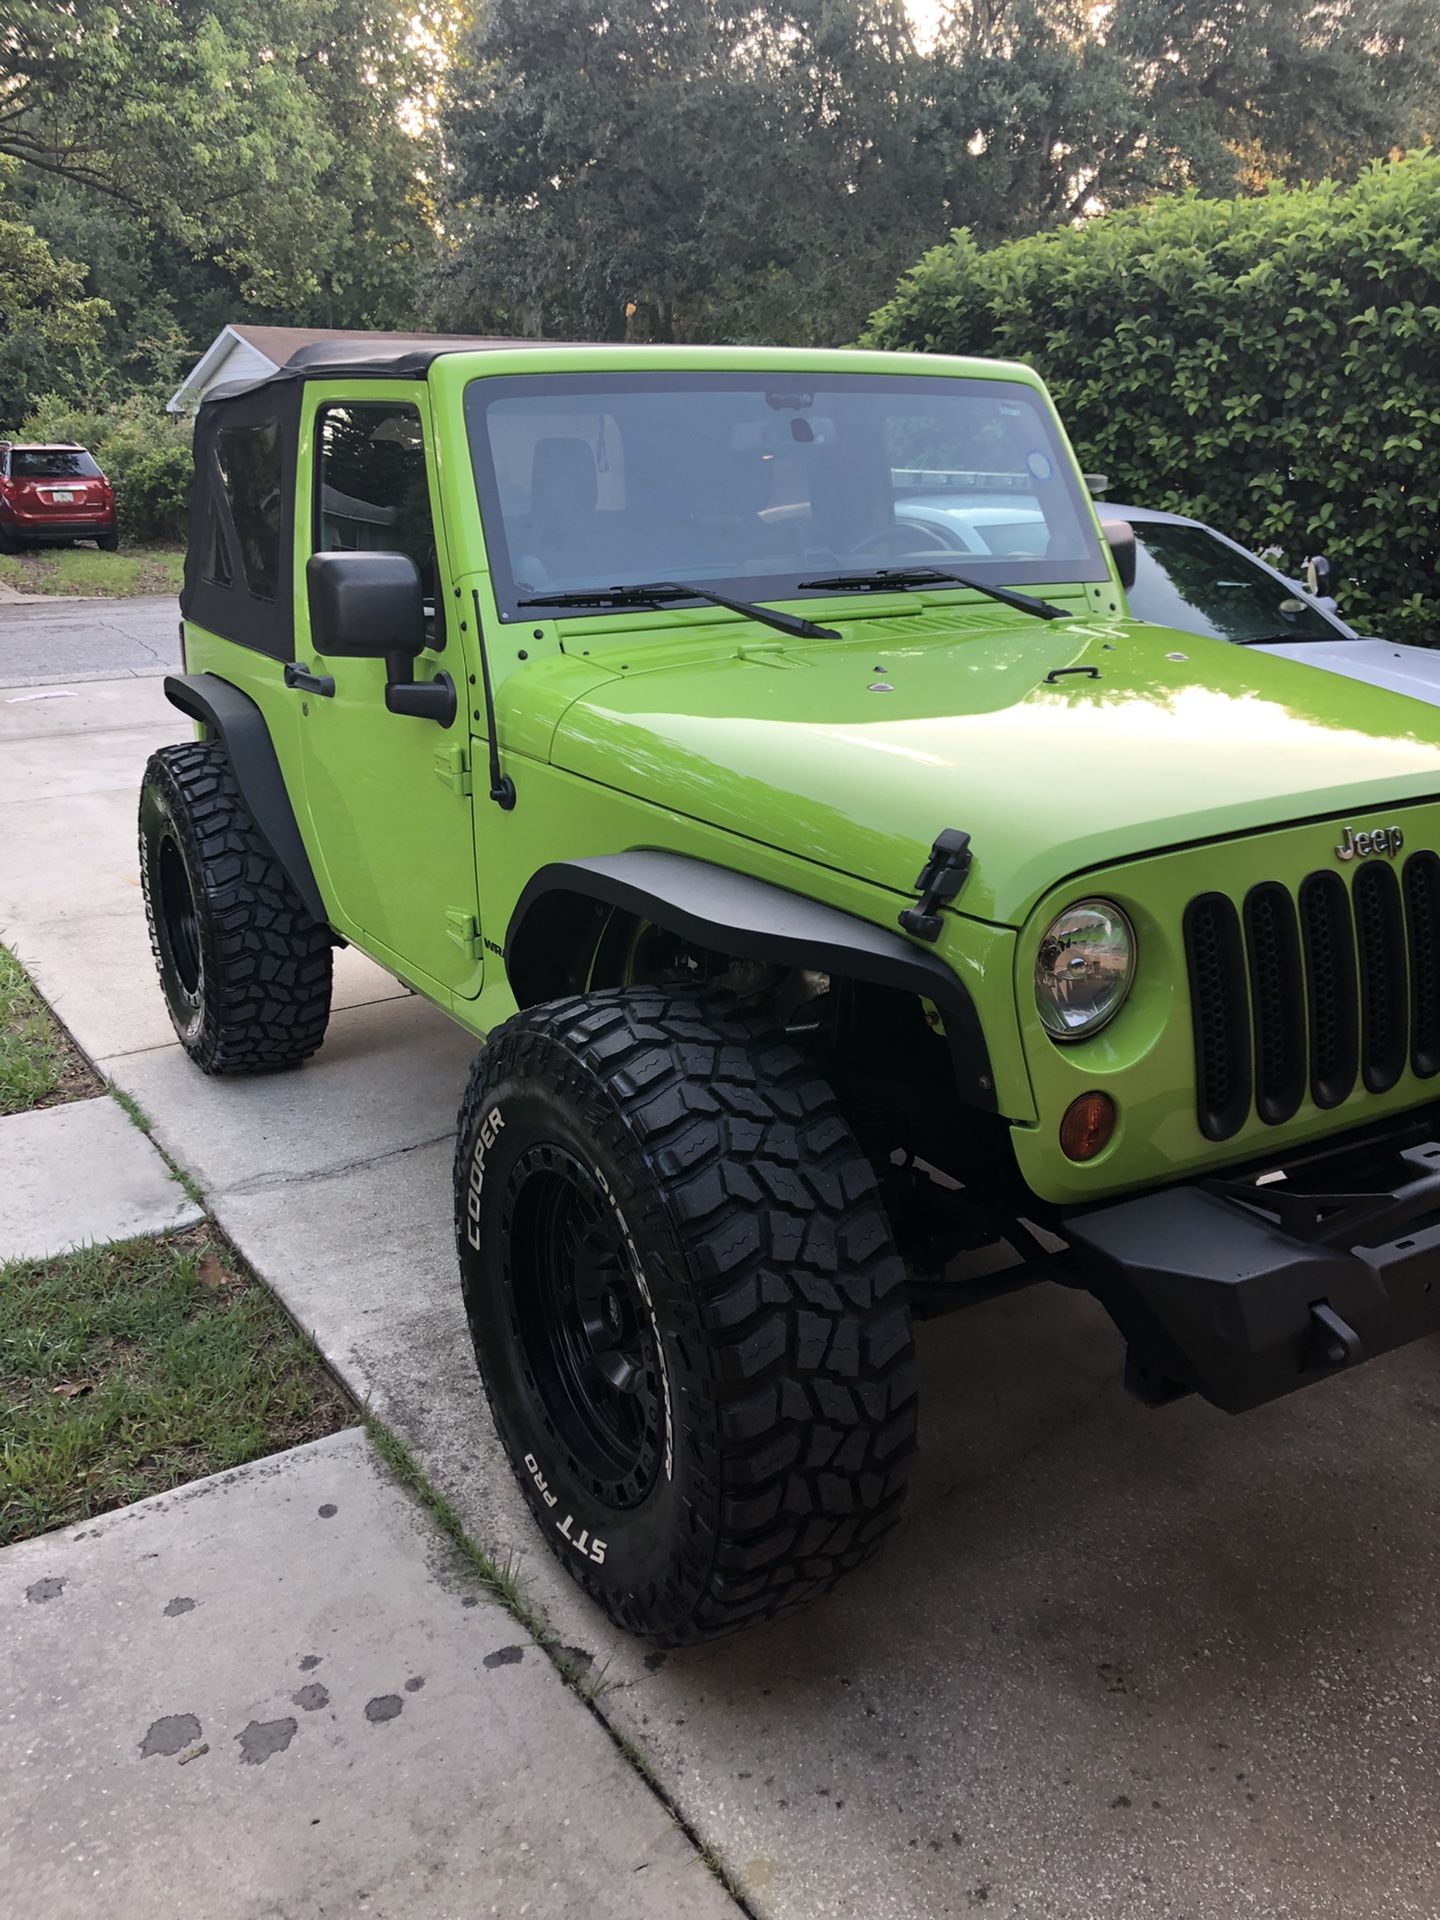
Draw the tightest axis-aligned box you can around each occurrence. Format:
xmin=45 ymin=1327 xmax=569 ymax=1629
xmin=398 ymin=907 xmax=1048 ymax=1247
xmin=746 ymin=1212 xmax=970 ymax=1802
xmin=306 ymin=550 xmax=425 ymax=661
xmin=1101 ymin=519 xmax=1137 ymax=592
xmin=1304 ymin=554 xmax=1334 ymax=598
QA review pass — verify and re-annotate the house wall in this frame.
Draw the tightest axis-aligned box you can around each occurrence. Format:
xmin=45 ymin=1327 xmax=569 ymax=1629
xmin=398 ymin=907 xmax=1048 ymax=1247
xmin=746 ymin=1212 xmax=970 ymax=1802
xmin=168 ymin=334 xmax=281 ymax=413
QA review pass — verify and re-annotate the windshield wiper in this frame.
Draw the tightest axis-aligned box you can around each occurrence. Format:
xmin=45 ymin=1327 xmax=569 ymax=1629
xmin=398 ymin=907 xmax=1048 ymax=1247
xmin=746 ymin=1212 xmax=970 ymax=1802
xmin=518 ymin=580 xmax=838 ymax=641
xmin=797 ymin=566 xmax=1067 ymax=622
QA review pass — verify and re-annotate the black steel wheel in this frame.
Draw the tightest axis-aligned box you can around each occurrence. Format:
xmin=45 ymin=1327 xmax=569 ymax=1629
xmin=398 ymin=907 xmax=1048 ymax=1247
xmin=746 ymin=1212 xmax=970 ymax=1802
xmin=455 ymin=985 xmax=918 ymax=1644
xmin=504 ymin=1143 xmax=667 ymax=1508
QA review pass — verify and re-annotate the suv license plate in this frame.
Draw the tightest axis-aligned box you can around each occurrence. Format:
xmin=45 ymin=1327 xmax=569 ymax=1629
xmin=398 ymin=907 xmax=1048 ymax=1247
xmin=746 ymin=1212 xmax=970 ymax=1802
xmin=51 ymin=490 xmax=74 ymax=504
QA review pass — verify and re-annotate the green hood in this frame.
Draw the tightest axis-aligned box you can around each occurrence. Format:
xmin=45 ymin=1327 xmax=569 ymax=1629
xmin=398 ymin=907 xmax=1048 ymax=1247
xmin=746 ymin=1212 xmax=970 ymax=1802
xmin=550 ymin=610 xmax=1440 ymax=925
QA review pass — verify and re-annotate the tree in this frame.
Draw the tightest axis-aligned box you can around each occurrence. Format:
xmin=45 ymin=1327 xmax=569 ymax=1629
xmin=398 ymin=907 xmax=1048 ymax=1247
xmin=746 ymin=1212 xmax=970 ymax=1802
xmin=0 ymin=1 xmax=435 ymax=326
xmin=432 ymin=0 xmax=1440 ymax=346
xmin=0 ymin=172 xmax=109 ymax=427
xmin=431 ymin=0 xmax=943 ymax=345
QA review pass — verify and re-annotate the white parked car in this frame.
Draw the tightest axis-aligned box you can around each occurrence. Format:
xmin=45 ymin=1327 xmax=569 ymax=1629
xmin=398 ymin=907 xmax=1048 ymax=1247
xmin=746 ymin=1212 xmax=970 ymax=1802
xmin=894 ymin=484 xmax=1439 ymax=707
xmin=1097 ymin=503 xmax=1440 ymax=706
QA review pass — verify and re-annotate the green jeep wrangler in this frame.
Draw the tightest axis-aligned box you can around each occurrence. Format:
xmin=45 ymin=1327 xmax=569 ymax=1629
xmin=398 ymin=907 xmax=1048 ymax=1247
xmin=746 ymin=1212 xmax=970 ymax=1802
xmin=141 ymin=339 xmax=1440 ymax=1643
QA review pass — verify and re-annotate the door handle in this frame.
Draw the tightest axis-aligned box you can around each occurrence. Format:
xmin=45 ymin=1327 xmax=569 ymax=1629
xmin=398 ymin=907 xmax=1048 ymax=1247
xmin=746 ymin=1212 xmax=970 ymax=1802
xmin=284 ymin=662 xmax=336 ymax=697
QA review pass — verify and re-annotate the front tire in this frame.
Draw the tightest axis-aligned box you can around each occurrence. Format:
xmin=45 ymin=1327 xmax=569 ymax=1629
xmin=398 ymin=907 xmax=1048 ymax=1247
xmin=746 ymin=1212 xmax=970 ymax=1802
xmin=455 ymin=986 xmax=918 ymax=1643
xmin=139 ymin=741 xmax=332 ymax=1073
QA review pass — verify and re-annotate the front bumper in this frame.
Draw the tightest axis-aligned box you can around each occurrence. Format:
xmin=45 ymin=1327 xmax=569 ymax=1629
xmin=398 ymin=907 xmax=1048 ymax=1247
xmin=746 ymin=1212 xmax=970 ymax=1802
xmin=1062 ymin=1118 xmax=1440 ymax=1412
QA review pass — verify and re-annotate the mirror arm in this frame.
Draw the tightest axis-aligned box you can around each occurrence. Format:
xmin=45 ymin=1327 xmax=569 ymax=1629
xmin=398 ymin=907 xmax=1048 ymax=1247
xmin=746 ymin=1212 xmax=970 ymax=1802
xmin=384 ymin=665 xmax=456 ymax=725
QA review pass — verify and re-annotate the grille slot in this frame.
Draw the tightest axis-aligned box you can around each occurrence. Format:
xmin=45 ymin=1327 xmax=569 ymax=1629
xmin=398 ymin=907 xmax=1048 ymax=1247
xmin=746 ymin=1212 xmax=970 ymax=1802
xmin=1184 ymin=850 xmax=1432 ymax=1135
xmin=1354 ymin=861 xmax=1407 ymax=1093
xmin=1243 ymin=883 xmax=1306 ymax=1125
xmin=1299 ymin=871 xmax=1359 ymax=1109
xmin=1184 ymin=893 xmax=1251 ymax=1141
xmin=1404 ymin=851 xmax=1440 ymax=1078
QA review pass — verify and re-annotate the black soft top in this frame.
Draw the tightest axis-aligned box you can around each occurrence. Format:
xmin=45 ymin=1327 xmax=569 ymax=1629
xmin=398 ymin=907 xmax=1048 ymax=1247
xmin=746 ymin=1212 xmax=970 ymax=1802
xmin=205 ymin=333 xmax=574 ymax=405
xmin=184 ymin=334 xmax=579 ymax=655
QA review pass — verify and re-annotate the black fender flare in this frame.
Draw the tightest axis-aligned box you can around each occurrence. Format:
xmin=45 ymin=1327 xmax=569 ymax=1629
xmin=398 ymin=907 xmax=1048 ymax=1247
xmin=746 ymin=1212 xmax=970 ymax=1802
xmin=505 ymin=851 xmax=997 ymax=1112
xmin=163 ymin=672 xmax=327 ymax=926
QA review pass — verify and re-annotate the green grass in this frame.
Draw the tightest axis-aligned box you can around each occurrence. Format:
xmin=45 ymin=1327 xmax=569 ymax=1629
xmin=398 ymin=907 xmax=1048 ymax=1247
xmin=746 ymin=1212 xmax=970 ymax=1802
xmin=0 ymin=543 xmax=184 ymax=598
xmin=364 ymin=1416 xmax=550 ymax=1637
xmin=0 ymin=944 xmax=98 ymax=1115
xmin=0 ymin=1228 xmax=354 ymax=1544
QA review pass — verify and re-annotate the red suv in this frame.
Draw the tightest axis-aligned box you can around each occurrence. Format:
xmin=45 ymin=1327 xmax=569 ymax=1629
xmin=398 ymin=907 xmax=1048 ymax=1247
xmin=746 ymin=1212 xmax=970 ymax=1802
xmin=0 ymin=442 xmax=117 ymax=552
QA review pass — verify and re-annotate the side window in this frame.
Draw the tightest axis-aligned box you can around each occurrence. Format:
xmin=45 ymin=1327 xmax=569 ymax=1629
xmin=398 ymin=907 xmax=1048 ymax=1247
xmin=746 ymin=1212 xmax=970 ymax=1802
xmin=214 ymin=420 xmax=282 ymax=599
xmin=200 ymin=501 xmax=231 ymax=587
xmin=314 ymin=402 xmax=443 ymax=645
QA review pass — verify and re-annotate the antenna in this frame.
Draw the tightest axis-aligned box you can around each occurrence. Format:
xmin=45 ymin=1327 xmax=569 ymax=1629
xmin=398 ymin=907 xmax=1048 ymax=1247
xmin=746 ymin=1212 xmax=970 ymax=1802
xmin=471 ymin=587 xmax=516 ymax=811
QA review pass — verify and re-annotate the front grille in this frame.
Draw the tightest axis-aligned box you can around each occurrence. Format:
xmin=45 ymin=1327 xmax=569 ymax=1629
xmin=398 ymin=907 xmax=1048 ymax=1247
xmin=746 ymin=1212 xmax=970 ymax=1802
xmin=1185 ymin=854 xmax=1440 ymax=1141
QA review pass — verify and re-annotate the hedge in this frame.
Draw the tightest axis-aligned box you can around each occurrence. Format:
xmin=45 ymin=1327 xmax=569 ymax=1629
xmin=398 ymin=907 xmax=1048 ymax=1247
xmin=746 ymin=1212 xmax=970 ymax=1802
xmin=863 ymin=152 xmax=1440 ymax=645
xmin=15 ymin=389 xmax=191 ymax=546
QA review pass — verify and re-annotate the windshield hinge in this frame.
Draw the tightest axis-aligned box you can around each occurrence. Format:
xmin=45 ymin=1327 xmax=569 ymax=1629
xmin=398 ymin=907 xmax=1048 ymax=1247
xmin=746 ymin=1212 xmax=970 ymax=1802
xmin=898 ymin=830 xmax=973 ymax=942
xmin=446 ymin=909 xmax=481 ymax=959
xmin=433 ymin=743 xmax=472 ymax=796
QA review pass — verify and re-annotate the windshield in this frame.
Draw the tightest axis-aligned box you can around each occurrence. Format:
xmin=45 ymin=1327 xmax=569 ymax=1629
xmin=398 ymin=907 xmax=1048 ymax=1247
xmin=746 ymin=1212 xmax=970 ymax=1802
xmin=1125 ymin=520 xmax=1347 ymax=642
xmin=10 ymin=448 xmax=101 ymax=479
xmin=466 ymin=371 xmax=1106 ymax=620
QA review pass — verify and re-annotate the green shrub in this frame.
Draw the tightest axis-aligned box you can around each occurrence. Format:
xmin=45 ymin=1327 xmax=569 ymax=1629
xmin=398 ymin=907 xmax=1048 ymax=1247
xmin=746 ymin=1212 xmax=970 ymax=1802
xmin=864 ymin=152 xmax=1440 ymax=645
xmin=17 ymin=389 xmax=191 ymax=545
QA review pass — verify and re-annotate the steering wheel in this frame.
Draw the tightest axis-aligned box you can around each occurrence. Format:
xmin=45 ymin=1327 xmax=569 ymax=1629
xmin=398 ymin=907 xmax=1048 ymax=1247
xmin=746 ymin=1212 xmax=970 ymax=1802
xmin=853 ymin=520 xmax=955 ymax=557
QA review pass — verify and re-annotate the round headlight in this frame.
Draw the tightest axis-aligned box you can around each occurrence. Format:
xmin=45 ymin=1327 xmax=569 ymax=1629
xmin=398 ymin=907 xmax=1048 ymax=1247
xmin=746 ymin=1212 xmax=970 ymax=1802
xmin=1034 ymin=900 xmax=1135 ymax=1040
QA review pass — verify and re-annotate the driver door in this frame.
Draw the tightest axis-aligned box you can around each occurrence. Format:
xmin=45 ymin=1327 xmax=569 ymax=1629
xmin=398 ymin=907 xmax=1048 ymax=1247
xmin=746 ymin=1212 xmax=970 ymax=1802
xmin=292 ymin=380 xmax=482 ymax=997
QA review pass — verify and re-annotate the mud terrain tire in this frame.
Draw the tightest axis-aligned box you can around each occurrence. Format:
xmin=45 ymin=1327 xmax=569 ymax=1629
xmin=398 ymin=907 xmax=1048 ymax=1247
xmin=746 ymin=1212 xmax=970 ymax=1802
xmin=455 ymin=985 xmax=918 ymax=1643
xmin=139 ymin=740 xmax=332 ymax=1073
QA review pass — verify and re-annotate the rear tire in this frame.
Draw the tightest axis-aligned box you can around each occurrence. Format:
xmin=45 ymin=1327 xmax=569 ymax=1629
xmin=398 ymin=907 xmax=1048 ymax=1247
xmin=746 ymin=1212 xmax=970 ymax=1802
xmin=454 ymin=985 xmax=918 ymax=1644
xmin=139 ymin=740 xmax=332 ymax=1073
xmin=96 ymin=531 xmax=119 ymax=552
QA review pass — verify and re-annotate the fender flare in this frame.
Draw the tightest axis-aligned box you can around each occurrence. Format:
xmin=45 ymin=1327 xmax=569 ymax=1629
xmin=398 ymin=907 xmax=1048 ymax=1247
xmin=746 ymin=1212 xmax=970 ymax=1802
xmin=163 ymin=672 xmax=327 ymax=926
xmin=506 ymin=851 xmax=997 ymax=1112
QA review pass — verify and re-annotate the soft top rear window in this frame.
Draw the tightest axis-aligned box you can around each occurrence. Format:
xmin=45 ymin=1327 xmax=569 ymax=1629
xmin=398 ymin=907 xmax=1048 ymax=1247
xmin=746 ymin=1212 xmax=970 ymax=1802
xmin=11 ymin=448 xmax=101 ymax=479
xmin=465 ymin=369 xmax=1107 ymax=620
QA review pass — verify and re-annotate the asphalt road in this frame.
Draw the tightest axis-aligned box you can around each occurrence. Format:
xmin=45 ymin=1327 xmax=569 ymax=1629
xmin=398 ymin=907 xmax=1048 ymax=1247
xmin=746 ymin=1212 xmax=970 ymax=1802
xmin=5 ymin=632 xmax=1440 ymax=1920
xmin=0 ymin=594 xmax=181 ymax=687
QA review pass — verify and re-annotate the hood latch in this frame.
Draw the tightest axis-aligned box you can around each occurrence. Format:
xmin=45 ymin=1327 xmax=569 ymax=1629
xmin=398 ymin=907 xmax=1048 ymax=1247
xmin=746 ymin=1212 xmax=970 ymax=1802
xmin=899 ymin=829 xmax=973 ymax=942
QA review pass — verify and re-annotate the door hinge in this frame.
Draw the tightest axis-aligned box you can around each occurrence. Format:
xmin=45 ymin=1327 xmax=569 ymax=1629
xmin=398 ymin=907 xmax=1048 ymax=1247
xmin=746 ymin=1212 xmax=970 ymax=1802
xmin=446 ymin=910 xmax=482 ymax=959
xmin=433 ymin=743 xmax=472 ymax=796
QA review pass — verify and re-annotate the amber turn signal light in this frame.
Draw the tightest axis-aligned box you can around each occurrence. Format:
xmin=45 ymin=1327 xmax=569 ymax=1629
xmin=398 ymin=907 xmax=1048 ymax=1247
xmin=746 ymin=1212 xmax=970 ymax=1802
xmin=1059 ymin=1090 xmax=1116 ymax=1162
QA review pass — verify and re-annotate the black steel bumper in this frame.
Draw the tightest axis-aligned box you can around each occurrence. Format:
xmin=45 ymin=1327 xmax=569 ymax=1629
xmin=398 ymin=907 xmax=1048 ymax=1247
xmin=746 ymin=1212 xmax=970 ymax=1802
xmin=1061 ymin=1128 xmax=1440 ymax=1413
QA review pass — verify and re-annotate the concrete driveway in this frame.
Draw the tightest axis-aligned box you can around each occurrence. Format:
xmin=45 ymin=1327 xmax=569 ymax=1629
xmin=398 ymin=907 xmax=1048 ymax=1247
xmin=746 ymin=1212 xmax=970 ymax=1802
xmin=4 ymin=644 xmax=1440 ymax=1920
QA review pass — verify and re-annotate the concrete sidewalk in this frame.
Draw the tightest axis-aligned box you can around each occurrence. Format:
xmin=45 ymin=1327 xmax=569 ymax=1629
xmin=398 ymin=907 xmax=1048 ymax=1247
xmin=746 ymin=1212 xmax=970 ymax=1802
xmin=1 ymin=1429 xmax=736 ymax=1920
xmin=0 ymin=1093 xmax=202 ymax=1260
xmin=5 ymin=669 xmax=1440 ymax=1920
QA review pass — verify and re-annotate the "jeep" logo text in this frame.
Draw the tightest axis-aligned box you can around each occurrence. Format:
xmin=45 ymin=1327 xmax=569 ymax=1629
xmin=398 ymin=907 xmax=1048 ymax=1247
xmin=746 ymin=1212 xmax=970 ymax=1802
xmin=1335 ymin=825 xmax=1404 ymax=862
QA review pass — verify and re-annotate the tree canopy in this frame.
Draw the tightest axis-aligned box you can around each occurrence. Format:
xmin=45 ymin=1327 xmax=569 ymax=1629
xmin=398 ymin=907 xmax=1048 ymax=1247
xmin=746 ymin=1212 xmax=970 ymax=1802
xmin=2 ymin=0 xmax=1438 ymax=388
xmin=430 ymin=0 xmax=1440 ymax=345
xmin=0 ymin=173 xmax=109 ymax=427
xmin=0 ymin=0 xmax=435 ymax=389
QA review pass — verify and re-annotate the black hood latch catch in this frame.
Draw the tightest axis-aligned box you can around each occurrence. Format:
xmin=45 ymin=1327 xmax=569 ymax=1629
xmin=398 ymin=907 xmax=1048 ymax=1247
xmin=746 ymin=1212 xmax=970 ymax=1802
xmin=898 ymin=829 xmax=972 ymax=942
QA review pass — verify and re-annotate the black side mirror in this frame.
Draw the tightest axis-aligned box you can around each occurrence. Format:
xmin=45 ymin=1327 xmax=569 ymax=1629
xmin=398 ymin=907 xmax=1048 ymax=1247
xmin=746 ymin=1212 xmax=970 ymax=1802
xmin=305 ymin=550 xmax=454 ymax=725
xmin=306 ymin=550 xmax=425 ymax=660
xmin=1101 ymin=519 xmax=1137 ymax=592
